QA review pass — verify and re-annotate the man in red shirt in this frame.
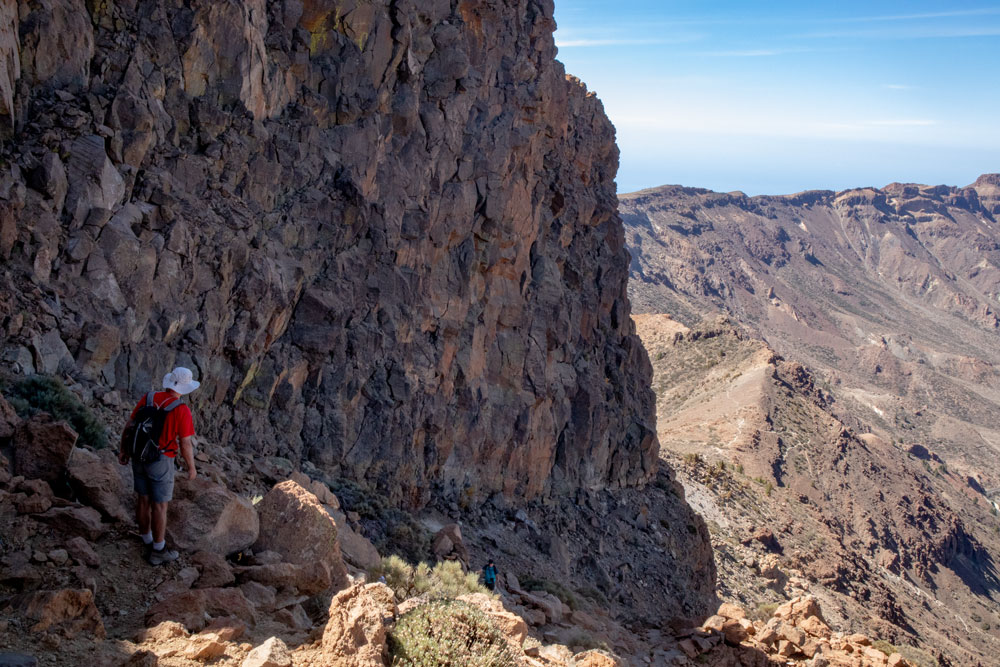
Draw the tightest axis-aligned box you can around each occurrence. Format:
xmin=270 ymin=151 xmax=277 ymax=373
xmin=118 ymin=367 xmax=200 ymax=565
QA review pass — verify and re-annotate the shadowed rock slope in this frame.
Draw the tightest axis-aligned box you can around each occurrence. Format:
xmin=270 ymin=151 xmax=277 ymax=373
xmin=0 ymin=0 xmax=658 ymax=507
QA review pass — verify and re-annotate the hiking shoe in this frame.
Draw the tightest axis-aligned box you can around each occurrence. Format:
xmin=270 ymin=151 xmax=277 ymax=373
xmin=147 ymin=547 xmax=179 ymax=565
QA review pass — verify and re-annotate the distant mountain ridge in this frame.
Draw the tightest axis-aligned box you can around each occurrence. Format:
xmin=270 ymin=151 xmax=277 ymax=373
xmin=623 ymin=175 xmax=1000 ymax=663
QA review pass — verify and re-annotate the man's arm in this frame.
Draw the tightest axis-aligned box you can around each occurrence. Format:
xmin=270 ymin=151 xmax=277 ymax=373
xmin=118 ymin=418 xmax=133 ymax=465
xmin=179 ymin=436 xmax=197 ymax=480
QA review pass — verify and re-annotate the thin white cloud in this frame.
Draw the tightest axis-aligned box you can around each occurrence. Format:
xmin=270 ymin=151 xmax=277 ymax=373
xmin=866 ymin=119 xmax=937 ymax=127
xmin=837 ymin=8 xmax=1000 ymax=22
xmin=699 ymin=48 xmax=804 ymax=57
xmin=556 ymin=35 xmax=701 ymax=48
xmin=804 ymin=25 xmax=1000 ymax=39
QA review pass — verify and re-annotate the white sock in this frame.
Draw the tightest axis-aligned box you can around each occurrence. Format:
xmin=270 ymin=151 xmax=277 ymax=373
xmin=152 ymin=540 xmax=165 ymax=551
xmin=141 ymin=532 xmax=153 ymax=545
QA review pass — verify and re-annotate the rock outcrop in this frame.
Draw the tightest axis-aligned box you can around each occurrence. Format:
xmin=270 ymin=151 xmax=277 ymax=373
xmin=0 ymin=0 xmax=656 ymax=507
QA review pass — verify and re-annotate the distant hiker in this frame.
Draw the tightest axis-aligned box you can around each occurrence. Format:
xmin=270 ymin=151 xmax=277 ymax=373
xmin=483 ymin=559 xmax=498 ymax=591
xmin=118 ymin=367 xmax=200 ymax=565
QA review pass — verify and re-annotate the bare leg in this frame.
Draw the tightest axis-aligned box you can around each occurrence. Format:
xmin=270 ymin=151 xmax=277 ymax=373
xmin=136 ymin=494 xmax=151 ymax=535
xmin=151 ymin=501 xmax=169 ymax=544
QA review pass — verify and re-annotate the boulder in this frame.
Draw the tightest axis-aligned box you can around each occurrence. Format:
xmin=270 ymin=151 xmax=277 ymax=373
xmin=0 ymin=393 xmax=19 ymax=440
xmin=64 ymin=537 xmax=100 ymax=568
xmin=333 ymin=515 xmax=381 ymax=570
xmin=573 ymin=650 xmax=622 ymax=667
xmin=201 ymin=587 xmax=257 ymax=627
xmin=274 ymin=604 xmax=311 ymax=631
xmin=191 ymin=551 xmax=235 ymax=588
xmin=431 ymin=523 xmax=470 ymax=564
xmin=36 ymin=506 xmax=105 ymax=541
xmin=457 ymin=592 xmax=528 ymax=646
xmin=799 ymin=614 xmax=832 ymax=639
xmin=11 ymin=414 xmax=77 ymax=482
xmin=120 ymin=651 xmax=158 ymax=666
xmin=145 ymin=591 xmax=207 ymax=632
xmin=0 ymin=654 xmax=38 ymax=667
xmin=66 ymin=448 xmax=129 ymax=522
xmin=252 ymin=480 xmax=347 ymax=590
xmin=321 ymin=583 xmax=396 ymax=666
xmin=167 ymin=477 xmax=259 ymax=556
xmin=144 ymin=588 xmax=255 ymax=635
xmin=242 ymin=637 xmax=292 ymax=667
xmin=774 ymin=596 xmax=824 ymax=626
xmin=135 ymin=621 xmax=188 ymax=644
xmin=239 ymin=582 xmax=277 ymax=612
xmin=234 ymin=561 xmax=331 ymax=595
xmin=522 ymin=590 xmax=563 ymax=624
xmin=12 ymin=589 xmax=106 ymax=639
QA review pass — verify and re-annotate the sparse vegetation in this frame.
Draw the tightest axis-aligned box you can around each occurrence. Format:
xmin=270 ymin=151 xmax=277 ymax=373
xmin=565 ymin=630 xmax=611 ymax=653
xmin=519 ymin=575 xmax=580 ymax=610
xmin=1 ymin=374 xmax=109 ymax=449
xmin=683 ymin=452 xmax=702 ymax=465
xmin=388 ymin=599 xmax=522 ymax=666
xmin=752 ymin=602 xmax=780 ymax=621
xmin=369 ymin=555 xmax=490 ymax=601
xmin=328 ymin=478 xmax=430 ymax=562
xmin=871 ymin=639 xmax=898 ymax=656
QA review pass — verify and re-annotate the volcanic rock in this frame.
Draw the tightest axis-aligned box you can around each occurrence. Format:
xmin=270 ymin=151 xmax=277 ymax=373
xmin=167 ymin=477 xmax=258 ymax=556
xmin=242 ymin=637 xmax=291 ymax=667
xmin=11 ymin=589 xmax=105 ymax=639
xmin=11 ymin=415 xmax=77 ymax=483
xmin=252 ymin=480 xmax=347 ymax=591
xmin=320 ymin=583 xmax=395 ymax=666
xmin=66 ymin=448 xmax=129 ymax=522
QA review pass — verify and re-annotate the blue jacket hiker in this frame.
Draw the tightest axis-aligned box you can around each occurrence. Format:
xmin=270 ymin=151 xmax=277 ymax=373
xmin=483 ymin=560 xmax=498 ymax=591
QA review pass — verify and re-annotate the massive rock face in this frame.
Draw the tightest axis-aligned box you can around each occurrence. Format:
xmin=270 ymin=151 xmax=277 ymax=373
xmin=0 ymin=0 xmax=657 ymax=505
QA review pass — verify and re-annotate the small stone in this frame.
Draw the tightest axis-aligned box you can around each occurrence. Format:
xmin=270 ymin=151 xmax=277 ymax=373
xmin=47 ymin=549 xmax=69 ymax=566
xmin=241 ymin=636 xmax=291 ymax=667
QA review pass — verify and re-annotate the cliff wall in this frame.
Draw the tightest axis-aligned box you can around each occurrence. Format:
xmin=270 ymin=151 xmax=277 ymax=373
xmin=0 ymin=0 xmax=658 ymax=507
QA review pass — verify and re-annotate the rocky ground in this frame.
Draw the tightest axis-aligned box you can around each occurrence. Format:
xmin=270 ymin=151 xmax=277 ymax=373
xmin=0 ymin=383 xmax=927 ymax=666
xmin=635 ymin=314 xmax=1000 ymax=665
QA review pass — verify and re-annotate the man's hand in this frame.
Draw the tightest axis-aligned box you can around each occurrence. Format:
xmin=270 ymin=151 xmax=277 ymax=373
xmin=186 ymin=466 xmax=197 ymax=481
xmin=118 ymin=450 xmax=130 ymax=465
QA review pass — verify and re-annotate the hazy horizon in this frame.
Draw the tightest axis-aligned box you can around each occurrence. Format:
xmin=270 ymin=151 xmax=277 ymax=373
xmin=553 ymin=1 xmax=1000 ymax=196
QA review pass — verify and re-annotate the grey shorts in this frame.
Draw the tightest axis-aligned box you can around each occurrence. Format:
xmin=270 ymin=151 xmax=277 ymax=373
xmin=132 ymin=456 xmax=176 ymax=503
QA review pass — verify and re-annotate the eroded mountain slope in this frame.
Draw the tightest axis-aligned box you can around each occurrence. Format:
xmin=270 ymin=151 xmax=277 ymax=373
xmin=621 ymin=178 xmax=1000 ymax=493
xmin=636 ymin=315 xmax=1000 ymax=665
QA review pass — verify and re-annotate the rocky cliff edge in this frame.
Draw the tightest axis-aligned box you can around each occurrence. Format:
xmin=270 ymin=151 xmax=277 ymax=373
xmin=0 ymin=0 xmax=657 ymax=506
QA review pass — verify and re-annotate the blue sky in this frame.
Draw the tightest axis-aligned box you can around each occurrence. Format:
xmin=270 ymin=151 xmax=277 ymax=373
xmin=552 ymin=1 xmax=1000 ymax=195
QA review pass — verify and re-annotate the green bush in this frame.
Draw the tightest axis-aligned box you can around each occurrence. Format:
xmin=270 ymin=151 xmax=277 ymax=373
xmin=388 ymin=599 xmax=523 ymax=666
xmin=751 ymin=602 xmax=779 ymax=621
xmin=519 ymin=575 xmax=580 ymax=610
xmin=871 ymin=639 xmax=898 ymax=656
xmin=369 ymin=556 xmax=490 ymax=601
xmin=2 ymin=374 xmax=108 ymax=449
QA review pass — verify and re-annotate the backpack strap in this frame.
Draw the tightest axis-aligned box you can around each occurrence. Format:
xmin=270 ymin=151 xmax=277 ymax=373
xmin=146 ymin=390 xmax=158 ymax=407
xmin=162 ymin=399 xmax=183 ymax=413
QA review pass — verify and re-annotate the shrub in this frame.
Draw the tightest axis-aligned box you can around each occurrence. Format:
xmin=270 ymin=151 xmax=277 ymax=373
xmin=519 ymin=575 xmax=580 ymax=610
xmin=369 ymin=556 xmax=490 ymax=601
xmin=871 ymin=639 xmax=898 ymax=656
xmin=751 ymin=602 xmax=779 ymax=621
xmin=2 ymin=374 xmax=108 ymax=449
xmin=388 ymin=599 xmax=523 ymax=666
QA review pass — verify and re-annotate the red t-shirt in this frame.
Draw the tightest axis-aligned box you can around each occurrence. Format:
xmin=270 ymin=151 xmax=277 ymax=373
xmin=130 ymin=392 xmax=195 ymax=458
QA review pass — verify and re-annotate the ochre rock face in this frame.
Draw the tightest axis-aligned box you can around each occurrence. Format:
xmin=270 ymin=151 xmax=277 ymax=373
xmin=0 ymin=0 xmax=657 ymax=505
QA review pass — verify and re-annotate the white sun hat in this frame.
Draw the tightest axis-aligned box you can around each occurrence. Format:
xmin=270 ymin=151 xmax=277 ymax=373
xmin=162 ymin=367 xmax=201 ymax=395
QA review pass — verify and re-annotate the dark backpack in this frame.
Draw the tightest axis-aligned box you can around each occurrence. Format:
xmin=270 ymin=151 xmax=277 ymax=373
xmin=126 ymin=391 xmax=181 ymax=464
